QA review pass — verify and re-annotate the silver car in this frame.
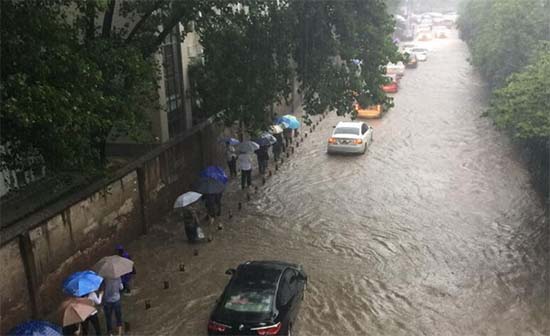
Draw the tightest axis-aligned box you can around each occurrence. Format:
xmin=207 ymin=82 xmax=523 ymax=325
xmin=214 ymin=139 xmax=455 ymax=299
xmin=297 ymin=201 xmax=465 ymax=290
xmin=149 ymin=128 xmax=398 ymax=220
xmin=327 ymin=121 xmax=374 ymax=154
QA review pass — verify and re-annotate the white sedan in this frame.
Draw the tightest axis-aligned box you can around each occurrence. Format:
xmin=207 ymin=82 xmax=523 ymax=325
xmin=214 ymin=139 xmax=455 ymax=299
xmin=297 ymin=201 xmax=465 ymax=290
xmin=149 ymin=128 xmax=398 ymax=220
xmin=411 ymin=47 xmax=429 ymax=61
xmin=327 ymin=121 xmax=373 ymax=154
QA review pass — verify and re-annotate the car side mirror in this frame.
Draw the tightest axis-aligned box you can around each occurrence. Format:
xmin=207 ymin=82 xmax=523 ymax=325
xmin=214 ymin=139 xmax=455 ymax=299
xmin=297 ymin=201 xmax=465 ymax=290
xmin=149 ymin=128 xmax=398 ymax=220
xmin=225 ymin=268 xmax=236 ymax=275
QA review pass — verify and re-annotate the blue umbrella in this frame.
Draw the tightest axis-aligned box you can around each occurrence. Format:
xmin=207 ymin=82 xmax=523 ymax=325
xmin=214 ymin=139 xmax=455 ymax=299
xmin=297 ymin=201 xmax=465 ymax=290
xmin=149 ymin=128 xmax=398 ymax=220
xmin=200 ymin=166 xmax=228 ymax=185
xmin=218 ymin=137 xmax=240 ymax=146
xmin=284 ymin=118 xmax=300 ymax=129
xmin=194 ymin=177 xmax=225 ymax=194
xmin=62 ymin=271 xmax=103 ymax=297
xmin=8 ymin=321 xmax=62 ymax=336
xmin=274 ymin=116 xmax=292 ymax=125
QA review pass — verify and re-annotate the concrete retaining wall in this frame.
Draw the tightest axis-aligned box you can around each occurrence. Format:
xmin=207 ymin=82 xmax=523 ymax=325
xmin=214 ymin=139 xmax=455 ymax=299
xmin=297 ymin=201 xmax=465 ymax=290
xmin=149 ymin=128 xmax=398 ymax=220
xmin=0 ymin=119 xmax=224 ymax=333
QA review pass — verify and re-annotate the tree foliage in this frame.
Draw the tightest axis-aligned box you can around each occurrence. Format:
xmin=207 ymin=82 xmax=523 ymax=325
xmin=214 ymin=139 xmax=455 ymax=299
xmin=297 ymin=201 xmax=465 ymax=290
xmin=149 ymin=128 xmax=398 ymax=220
xmin=1 ymin=0 xmax=399 ymax=171
xmin=190 ymin=0 xmax=400 ymax=135
xmin=1 ymin=0 xmax=160 ymax=171
xmin=457 ymin=0 xmax=550 ymax=87
xmin=487 ymin=45 xmax=550 ymax=141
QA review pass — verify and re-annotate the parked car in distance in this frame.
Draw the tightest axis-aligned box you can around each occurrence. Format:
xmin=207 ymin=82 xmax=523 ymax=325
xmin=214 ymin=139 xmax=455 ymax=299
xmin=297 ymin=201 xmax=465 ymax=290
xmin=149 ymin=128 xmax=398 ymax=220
xmin=405 ymin=53 xmax=418 ymax=68
xmin=386 ymin=61 xmax=405 ymax=78
xmin=208 ymin=261 xmax=307 ymax=336
xmin=433 ymin=26 xmax=449 ymax=38
xmin=416 ymin=31 xmax=434 ymax=41
xmin=327 ymin=121 xmax=373 ymax=154
xmin=411 ymin=47 xmax=428 ymax=61
xmin=381 ymin=74 xmax=399 ymax=93
xmin=355 ymin=103 xmax=384 ymax=119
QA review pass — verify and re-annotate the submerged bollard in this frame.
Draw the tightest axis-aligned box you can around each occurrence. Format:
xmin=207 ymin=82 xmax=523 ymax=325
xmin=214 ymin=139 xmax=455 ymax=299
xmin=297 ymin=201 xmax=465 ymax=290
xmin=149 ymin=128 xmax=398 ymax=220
xmin=208 ymin=235 xmax=213 ymax=242
xmin=296 ymin=142 xmax=299 ymax=148
xmin=286 ymin=152 xmax=290 ymax=158
xmin=228 ymin=210 xmax=233 ymax=219
xmin=255 ymin=186 xmax=258 ymax=192
xmin=262 ymin=177 xmax=266 ymax=185
xmin=194 ymin=249 xmax=199 ymax=256
xmin=238 ymin=202 xmax=242 ymax=210
xmin=218 ymin=224 xmax=223 ymax=230
xmin=291 ymin=147 xmax=295 ymax=153
xmin=268 ymin=170 xmax=272 ymax=177
xmin=145 ymin=300 xmax=151 ymax=310
xmin=305 ymin=133 xmax=308 ymax=138
xmin=179 ymin=263 xmax=185 ymax=272
xmin=163 ymin=281 xmax=169 ymax=289
xmin=275 ymin=164 xmax=278 ymax=171
xmin=247 ymin=193 xmax=251 ymax=201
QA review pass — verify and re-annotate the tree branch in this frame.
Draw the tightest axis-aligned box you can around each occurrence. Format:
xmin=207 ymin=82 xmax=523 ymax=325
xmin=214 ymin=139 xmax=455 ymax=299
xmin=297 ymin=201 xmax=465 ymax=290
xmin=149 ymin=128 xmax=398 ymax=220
xmin=125 ymin=0 xmax=164 ymax=43
xmin=144 ymin=15 xmax=182 ymax=56
xmin=102 ymin=0 xmax=116 ymax=38
xmin=85 ymin=1 xmax=96 ymax=41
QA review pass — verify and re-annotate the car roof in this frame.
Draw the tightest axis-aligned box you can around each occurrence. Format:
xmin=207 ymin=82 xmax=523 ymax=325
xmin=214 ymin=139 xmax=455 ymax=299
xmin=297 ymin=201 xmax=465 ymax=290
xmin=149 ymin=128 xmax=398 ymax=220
xmin=237 ymin=260 xmax=299 ymax=281
xmin=336 ymin=121 xmax=363 ymax=128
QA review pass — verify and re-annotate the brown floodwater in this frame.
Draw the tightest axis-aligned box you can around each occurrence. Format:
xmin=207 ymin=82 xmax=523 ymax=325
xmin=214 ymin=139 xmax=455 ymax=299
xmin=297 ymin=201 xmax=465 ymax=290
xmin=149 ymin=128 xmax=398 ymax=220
xmin=124 ymin=31 xmax=549 ymax=336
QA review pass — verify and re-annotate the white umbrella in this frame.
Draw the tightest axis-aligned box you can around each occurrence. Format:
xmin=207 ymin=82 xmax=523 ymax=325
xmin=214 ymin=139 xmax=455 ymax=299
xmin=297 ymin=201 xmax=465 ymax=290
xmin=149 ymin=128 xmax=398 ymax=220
xmin=173 ymin=191 xmax=203 ymax=209
xmin=94 ymin=255 xmax=134 ymax=279
xmin=238 ymin=141 xmax=260 ymax=153
xmin=269 ymin=125 xmax=284 ymax=134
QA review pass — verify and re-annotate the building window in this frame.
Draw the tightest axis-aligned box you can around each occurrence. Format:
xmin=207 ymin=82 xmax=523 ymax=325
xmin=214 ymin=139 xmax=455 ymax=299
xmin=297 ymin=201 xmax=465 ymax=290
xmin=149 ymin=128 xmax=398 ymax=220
xmin=162 ymin=30 xmax=186 ymax=138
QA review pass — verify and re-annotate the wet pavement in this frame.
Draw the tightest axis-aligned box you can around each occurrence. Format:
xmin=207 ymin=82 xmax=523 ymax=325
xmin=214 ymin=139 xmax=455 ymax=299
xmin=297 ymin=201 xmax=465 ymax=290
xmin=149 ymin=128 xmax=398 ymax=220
xmin=123 ymin=31 xmax=549 ymax=335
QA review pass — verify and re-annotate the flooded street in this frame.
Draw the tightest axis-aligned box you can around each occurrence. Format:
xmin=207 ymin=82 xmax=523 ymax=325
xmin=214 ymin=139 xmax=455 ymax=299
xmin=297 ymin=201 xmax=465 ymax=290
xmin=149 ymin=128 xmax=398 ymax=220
xmin=125 ymin=31 xmax=548 ymax=335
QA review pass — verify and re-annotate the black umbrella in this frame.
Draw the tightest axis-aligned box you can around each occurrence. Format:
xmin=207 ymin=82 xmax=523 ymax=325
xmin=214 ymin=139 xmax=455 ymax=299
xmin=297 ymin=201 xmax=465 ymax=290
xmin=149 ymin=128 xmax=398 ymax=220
xmin=194 ymin=177 xmax=225 ymax=194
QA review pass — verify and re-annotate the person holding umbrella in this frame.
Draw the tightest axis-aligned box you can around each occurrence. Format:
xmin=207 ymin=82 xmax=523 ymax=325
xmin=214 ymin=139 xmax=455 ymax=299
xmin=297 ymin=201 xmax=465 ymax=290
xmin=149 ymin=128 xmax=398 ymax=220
xmin=115 ymin=245 xmax=136 ymax=295
xmin=198 ymin=166 xmax=228 ymax=219
xmin=80 ymin=289 xmax=103 ymax=335
xmin=174 ymin=191 xmax=206 ymax=243
xmin=62 ymin=271 xmax=104 ymax=335
xmin=269 ymin=125 xmax=284 ymax=160
xmin=103 ymin=277 xmax=123 ymax=336
xmin=255 ymin=145 xmax=269 ymax=175
xmin=236 ymin=141 xmax=259 ymax=189
xmin=224 ymin=139 xmax=239 ymax=178
xmin=94 ymin=256 xmax=134 ymax=336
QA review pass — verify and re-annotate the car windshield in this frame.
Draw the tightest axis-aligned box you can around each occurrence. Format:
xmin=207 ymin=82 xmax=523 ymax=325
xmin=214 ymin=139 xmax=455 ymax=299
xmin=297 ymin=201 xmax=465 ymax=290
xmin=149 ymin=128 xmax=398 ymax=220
xmin=334 ymin=127 xmax=360 ymax=135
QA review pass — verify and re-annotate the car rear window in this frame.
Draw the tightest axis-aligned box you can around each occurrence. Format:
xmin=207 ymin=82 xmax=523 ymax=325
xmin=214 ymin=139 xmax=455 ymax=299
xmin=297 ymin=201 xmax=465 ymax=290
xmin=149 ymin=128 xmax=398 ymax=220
xmin=334 ymin=127 xmax=360 ymax=135
xmin=223 ymin=290 xmax=274 ymax=313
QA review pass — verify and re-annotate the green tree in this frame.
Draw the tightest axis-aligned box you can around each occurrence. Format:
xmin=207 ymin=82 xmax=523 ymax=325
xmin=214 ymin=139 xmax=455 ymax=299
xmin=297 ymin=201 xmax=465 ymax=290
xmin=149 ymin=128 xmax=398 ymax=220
xmin=189 ymin=1 xmax=294 ymax=135
xmin=458 ymin=0 xmax=550 ymax=87
xmin=486 ymin=45 xmax=550 ymax=141
xmin=0 ymin=0 xmax=230 ymax=171
xmin=1 ymin=0 xmax=159 ymax=171
xmin=189 ymin=0 xmax=400 ymax=136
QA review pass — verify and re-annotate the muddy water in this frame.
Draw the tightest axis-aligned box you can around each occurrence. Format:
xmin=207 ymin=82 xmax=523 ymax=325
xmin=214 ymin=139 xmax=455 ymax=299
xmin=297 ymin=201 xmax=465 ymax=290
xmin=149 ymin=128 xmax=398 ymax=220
xmin=125 ymin=31 xmax=548 ymax=336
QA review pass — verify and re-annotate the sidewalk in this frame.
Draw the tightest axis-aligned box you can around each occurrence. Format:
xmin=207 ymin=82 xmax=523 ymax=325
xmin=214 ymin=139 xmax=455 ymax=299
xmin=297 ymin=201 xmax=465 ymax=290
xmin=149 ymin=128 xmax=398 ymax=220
xmin=116 ymin=112 xmax=329 ymax=335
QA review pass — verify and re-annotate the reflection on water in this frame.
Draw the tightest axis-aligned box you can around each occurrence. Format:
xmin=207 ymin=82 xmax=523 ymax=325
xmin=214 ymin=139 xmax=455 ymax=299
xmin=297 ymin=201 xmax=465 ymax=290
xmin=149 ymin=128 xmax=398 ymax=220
xmin=125 ymin=31 xmax=548 ymax=336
